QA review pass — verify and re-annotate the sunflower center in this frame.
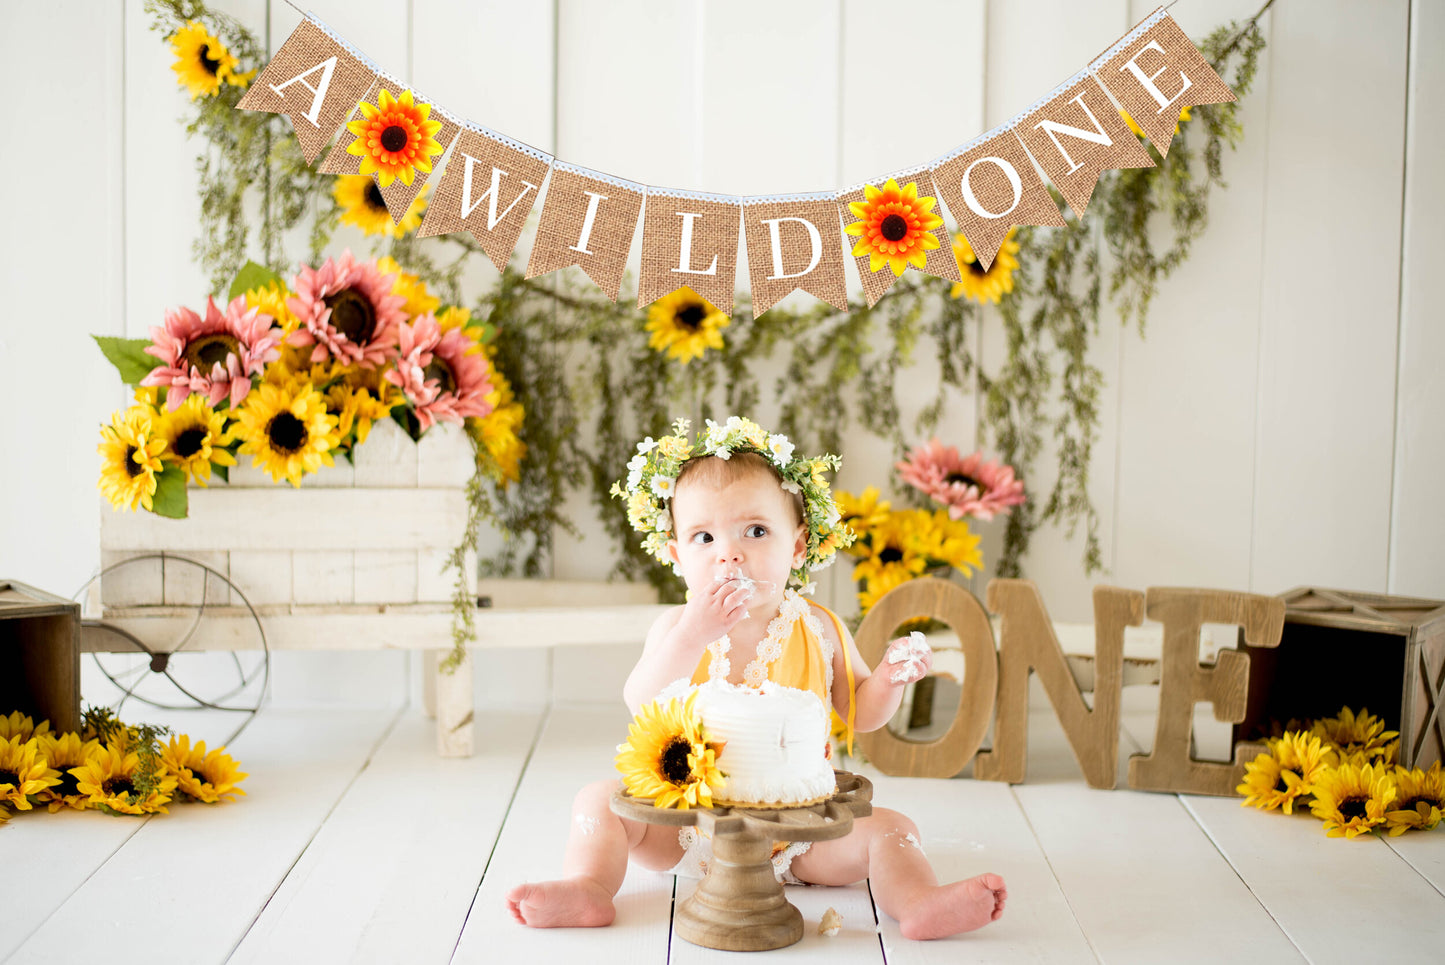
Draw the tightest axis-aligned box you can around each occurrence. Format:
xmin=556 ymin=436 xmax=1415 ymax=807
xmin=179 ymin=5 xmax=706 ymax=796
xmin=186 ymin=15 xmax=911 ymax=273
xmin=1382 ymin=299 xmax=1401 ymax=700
xmin=674 ymin=305 xmax=707 ymax=332
xmin=324 ymin=288 xmax=377 ymax=345
xmin=945 ymin=471 xmax=980 ymax=489
xmin=199 ymin=44 xmax=221 ymax=76
xmin=183 ymin=333 xmax=241 ymax=374
xmin=55 ymin=770 xmax=81 ymax=797
xmin=267 ymin=412 xmax=308 ymax=454
xmin=423 ymin=358 xmax=457 ymax=396
xmin=966 ymin=256 xmax=991 ymax=277
xmin=0 ymin=767 xmax=18 ymax=788
xmin=174 ymin=427 xmax=208 ymax=459
xmin=1399 ymin=796 xmax=1436 ymax=812
xmin=660 ymin=737 xmax=694 ymax=785
xmin=380 ymin=125 xmax=409 ymax=153
xmin=124 ymin=445 xmax=145 ymax=478
xmin=879 ymin=214 xmax=909 ymax=242
xmin=365 ymin=181 xmax=387 ymax=211
xmin=103 ymin=776 xmax=136 ymax=798
xmin=1338 ymin=796 xmax=1370 ymax=821
xmin=878 ymin=547 xmax=903 ymax=565
xmin=1274 ymin=773 xmax=1292 ymax=793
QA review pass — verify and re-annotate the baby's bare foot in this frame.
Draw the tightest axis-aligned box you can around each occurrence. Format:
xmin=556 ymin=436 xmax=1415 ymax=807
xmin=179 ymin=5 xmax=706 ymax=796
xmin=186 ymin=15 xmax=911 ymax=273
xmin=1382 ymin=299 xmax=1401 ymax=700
xmin=898 ymin=873 xmax=1007 ymax=940
xmin=505 ymin=876 xmax=616 ymax=928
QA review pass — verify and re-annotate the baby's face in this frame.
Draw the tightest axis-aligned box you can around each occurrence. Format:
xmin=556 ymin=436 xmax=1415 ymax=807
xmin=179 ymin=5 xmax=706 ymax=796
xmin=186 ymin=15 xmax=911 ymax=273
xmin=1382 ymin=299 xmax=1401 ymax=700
xmin=667 ymin=469 xmax=806 ymax=609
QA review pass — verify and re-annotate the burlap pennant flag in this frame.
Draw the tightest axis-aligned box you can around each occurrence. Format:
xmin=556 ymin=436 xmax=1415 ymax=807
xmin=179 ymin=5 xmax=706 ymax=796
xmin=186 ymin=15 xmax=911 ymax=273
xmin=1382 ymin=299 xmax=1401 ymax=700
xmin=836 ymin=168 xmax=960 ymax=308
xmin=1091 ymin=8 xmax=1236 ymax=156
xmin=418 ymin=124 xmax=553 ymax=272
xmin=525 ymin=162 xmax=644 ymax=303
xmin=1013 ymin=69 xmax=1154 ymax=219
xmin=930 ymin=125 xmax=1067 ymax=271
xmin=236 ymin=16 xmax=378 ymax=165
xmin=317 ymin=75 xmax=460 ymax=223
xmin=637 ymin=188 xmax=742 ymax=314
xmin=742 ymin=194 xmax=849 ymax=317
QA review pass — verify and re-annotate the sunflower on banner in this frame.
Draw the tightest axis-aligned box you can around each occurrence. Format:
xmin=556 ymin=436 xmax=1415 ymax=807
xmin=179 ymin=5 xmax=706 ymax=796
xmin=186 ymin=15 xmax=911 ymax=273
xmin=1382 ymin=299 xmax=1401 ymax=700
xmin=646 ymin=287 xmax=730 ymax=365
xmin=845 ymin=178 xmax=944 ymax=276
xmin=346 ymin=89 xmax=445 ymax=188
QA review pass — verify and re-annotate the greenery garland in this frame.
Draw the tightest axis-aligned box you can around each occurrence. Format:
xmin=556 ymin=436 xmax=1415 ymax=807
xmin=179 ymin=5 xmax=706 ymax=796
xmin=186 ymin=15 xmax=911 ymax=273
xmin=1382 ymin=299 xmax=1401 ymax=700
xmin=144 ymin=0 xmax=1267 ymax=622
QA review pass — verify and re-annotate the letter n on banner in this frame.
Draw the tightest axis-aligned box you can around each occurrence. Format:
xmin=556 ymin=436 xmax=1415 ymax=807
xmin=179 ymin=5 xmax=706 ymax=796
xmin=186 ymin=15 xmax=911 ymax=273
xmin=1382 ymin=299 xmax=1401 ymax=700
xmin=836 ymin=168 xmax=959 ymax=309
xmin=525 ymin=162 xmax=644 ymax=303
xmin=638 ymin=189 xmax=742 ymax=314
xmin=236 ymin=16 xmax=379 ymax=164
xmin=419 ymin=125 xmax=552 ymax=272
xmin=1092 ymin=8 xmax=1236 ymax=157
xmin=742 ymin=193 xmax=849 ymax=317
xmin=1013 ymin=69 xmax=1154 ymax=219
xmin=930 ymin=126 xmax=1067 ymax=272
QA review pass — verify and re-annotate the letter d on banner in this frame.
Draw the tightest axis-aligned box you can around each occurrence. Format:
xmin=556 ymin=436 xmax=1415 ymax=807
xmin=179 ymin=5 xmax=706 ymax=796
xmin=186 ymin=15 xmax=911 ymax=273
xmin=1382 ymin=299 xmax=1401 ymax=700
xmin=742 ymin=194 xmax=849 ymax=317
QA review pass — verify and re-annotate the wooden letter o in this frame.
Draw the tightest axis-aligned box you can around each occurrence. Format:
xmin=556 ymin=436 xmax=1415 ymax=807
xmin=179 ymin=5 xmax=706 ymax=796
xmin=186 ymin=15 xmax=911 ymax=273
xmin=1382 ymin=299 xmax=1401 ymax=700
xmin=853 ymin=577 xmax=998 ymax=778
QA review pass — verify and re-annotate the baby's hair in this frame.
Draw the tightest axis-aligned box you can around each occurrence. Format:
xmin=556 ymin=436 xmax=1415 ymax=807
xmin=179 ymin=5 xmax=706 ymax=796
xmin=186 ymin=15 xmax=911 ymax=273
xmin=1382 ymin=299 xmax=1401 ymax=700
xmin=674 ymin=452 xmax=805 ymax=526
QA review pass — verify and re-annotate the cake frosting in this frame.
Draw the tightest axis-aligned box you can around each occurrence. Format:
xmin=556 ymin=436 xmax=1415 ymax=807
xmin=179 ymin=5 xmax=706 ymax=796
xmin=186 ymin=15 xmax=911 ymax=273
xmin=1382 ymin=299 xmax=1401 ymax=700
xmin=691 ymin=679 xmax=836 ymax=807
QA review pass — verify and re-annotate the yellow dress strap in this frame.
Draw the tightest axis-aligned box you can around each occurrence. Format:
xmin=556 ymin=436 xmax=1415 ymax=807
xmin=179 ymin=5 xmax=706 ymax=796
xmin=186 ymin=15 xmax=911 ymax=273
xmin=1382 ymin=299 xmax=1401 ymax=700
xmin=813 ymin=603 xmax=857 ymax=754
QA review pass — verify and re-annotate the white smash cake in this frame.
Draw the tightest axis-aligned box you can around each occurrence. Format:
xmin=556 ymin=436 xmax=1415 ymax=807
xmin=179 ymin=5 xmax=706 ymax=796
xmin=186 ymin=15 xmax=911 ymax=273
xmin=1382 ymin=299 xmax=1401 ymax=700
xmin=692 ymin=679 xmax=836 ymax=808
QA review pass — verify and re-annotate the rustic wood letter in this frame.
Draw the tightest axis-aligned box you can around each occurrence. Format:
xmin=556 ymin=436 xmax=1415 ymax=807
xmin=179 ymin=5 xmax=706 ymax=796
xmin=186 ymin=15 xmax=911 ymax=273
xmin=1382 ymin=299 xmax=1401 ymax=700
xmin=1127 ymin=588 xmax=1284 ymax=795
xmin=854 ymin=578 xmax=998 ymax=778
xmin=974 ymin=581 xmax=1143 ymax=788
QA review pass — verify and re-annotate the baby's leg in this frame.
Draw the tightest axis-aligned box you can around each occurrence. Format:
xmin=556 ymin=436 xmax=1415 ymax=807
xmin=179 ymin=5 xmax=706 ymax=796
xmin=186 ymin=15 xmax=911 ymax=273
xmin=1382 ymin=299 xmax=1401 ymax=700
xmin=505 ymin=778 xmax=684 ymax=928
xmin=789 ymin=807 xmax=1006 ymax=940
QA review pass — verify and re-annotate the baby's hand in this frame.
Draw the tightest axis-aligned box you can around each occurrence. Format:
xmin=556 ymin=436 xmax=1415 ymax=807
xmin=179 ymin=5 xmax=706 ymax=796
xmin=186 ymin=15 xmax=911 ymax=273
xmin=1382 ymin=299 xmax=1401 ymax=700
xmin=884 ymin=631 xmax=933 ymax=685
xmin=675 ymin=578 xmax=753 ymax=644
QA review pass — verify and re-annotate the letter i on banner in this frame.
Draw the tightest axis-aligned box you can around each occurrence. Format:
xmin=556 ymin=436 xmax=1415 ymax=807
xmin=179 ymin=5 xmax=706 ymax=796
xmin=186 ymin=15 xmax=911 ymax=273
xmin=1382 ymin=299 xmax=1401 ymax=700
xmin=418 ymin=124 xmax=553 ymax=272
xmin=637 ymin=189 xmax=742 ymax=315
xmin=1092 ymin=8 xmax=1236 ymax=157
xmin=237 ymin=16 xmax=379 ymax=164
xmin=836 ymin=169 xmax=960 ymax=308
xmin=742 ymin=193 xmax=850 ymax=317
xmin=525 ymin=162 xmax=645 ymax=303
xmin=929 ymin=124 xmax=1067 ymax=272
xmin=319 ymin=75 xmax=460 ymax=223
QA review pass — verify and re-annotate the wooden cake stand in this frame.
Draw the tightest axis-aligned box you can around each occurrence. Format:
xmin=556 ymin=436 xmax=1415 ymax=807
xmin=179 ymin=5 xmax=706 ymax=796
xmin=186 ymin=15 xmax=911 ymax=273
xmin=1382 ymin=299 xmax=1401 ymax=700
xmin=610 ymin=770 xmax=873 ymax=951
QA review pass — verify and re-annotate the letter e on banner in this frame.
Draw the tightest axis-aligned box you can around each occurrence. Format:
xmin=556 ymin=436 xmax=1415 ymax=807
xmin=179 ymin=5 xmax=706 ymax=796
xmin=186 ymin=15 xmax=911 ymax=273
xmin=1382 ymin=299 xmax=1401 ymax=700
xmin=637 ymin=190 xmax=742 ymax=314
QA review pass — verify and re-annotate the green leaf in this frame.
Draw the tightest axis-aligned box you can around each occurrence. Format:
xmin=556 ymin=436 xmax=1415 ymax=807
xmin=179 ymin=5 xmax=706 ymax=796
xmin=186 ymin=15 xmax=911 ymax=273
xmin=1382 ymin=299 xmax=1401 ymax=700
xmin=93 ymin=335 xmax=162 ymax=386
xmin=227 ymin=260 xmax=284 ymax=301
xmin=212 ymin=463 xmax=229 ymax=484
xmin=150 ymin=466 xmax=190 ymax=519
xmin=391 ymin=406 xmax=424 ymax=443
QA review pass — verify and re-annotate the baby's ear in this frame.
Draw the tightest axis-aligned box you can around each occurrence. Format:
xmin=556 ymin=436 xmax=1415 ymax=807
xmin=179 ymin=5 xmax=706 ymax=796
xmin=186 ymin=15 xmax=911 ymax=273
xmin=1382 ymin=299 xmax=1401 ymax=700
xmin=792 ymin=525 xmax=807 ymax=567
xmin=667 ymin=539 xmax=681 ymax=566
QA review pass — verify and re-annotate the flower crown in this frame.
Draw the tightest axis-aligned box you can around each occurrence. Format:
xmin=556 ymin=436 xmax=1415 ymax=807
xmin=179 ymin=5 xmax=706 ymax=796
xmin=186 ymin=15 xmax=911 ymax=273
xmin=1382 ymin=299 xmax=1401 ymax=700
xmin=609 ymin=416 xmax=854 ymax=589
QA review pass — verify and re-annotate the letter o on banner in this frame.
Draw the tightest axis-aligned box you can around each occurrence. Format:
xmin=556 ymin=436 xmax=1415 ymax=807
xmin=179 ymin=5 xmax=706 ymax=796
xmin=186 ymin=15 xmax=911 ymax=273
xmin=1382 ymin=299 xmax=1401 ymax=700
xmin=854 ymin=577 xmax=998 ymax=778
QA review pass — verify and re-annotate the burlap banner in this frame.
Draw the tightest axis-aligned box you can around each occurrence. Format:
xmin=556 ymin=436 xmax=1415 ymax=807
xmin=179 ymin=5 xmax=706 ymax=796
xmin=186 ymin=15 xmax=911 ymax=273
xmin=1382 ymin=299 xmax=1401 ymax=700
xmin=638 ymin=188 xmax=742 ymax=314
xmin=930 ymin=125 xmax=1068 ymax=272
xmin=1092 ymin=7 xmax=1236 ymax=156
xmin=742 ymin=193 xmax=849 ymax=317
xmin=837 ymin=169 xmax=960 ymax=309
xmin=236 ymin=17 xmax=378 ymax=164
xmin=318 ymin=74 xmax=461 ymax=222
xmin=525 ymin=162 xmax=645 ymax=303
xmin=418 ymin=125 xmax=552 ymax=272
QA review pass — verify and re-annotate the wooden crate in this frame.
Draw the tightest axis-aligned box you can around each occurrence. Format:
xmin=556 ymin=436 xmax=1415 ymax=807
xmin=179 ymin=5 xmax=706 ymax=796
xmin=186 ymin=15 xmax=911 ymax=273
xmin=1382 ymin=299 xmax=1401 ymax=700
xmin=0 ymin=579 xmax=82 ymax=734
xmin=1233 ymin=587 xmax=1445 ymax=769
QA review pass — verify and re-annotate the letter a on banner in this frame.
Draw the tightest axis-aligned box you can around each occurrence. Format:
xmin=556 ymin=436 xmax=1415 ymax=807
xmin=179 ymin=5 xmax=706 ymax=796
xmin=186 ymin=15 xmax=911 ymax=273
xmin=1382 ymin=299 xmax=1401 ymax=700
xmin=525 ymin=162 xmax=644 ymax=303
xmin=1092 ymin=8 xmax=1236 ymax=157
xmin=638 ymin=188 xmax=742 ymax=314
xmin=236 ymin=17 xmax=379 ymax=164
xmin=419 ymin=125 xmax=553 ymax=272
xmin=742 ymin=194 xmax=849 ymax=317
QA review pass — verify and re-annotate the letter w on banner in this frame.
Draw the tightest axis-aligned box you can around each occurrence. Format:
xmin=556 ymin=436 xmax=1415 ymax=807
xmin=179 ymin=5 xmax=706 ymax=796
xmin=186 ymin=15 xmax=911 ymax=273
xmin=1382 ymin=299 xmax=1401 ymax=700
xmin=236 ymin=16 xmax=379 ymax=164
xmin=742 ymin=194 xmax=849 ymax=318
xmin=638 ymin=189 xmax=742 ymax=315
xmin=525 ymin=162 xmax=645 ymax=303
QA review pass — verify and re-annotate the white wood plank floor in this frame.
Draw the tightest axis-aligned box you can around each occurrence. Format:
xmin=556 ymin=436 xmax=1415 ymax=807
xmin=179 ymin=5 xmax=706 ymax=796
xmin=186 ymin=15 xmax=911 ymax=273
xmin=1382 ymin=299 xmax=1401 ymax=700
xmin=5 ymin=684 xmax=1444 ymax=964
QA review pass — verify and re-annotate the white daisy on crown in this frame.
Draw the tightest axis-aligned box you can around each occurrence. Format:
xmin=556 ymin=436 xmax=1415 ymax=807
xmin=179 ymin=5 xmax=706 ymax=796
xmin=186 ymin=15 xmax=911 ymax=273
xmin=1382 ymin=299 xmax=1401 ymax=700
xmin=609 ymin=416 xmax=854 ymax=590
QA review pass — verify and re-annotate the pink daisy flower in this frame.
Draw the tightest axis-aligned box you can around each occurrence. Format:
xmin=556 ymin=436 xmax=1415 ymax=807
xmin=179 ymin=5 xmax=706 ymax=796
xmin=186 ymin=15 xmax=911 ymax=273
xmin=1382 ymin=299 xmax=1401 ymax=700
xmin=141 ymin=295 xmax=280 ymax=410
xmin=895 ymin=439 xmax=1026 ymax=521
xmin=386 ymin=314 xmax=496 ymax=431
xmin=286 ymin=250 xmax=406 ymax=368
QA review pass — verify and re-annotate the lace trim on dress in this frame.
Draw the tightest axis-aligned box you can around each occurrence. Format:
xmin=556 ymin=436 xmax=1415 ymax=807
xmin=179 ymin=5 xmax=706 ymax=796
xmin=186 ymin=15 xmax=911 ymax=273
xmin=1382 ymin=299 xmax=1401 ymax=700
xmin=706 ymin=636 xmax=731 ymax=681
xmin=742 ymin=591 xmax=809 ymax=687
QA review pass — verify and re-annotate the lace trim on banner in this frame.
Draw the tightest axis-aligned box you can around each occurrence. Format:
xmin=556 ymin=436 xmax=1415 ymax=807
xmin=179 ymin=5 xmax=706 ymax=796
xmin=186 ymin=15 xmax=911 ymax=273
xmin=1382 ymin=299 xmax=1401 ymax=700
xmin=460 ymin=122 xmax=554 ymax=164
xmin=305 ymin=13 xmax=382 ymax=73
xmin=741 ymin=191 xmax=840 ymax=206
xmin=551 ymin=160 xmax=646 ymax=193
xmin=647 ymin=186 xmax=743 ymax=205
xmin=1090 ymin=6 xmax=1170 ymax=72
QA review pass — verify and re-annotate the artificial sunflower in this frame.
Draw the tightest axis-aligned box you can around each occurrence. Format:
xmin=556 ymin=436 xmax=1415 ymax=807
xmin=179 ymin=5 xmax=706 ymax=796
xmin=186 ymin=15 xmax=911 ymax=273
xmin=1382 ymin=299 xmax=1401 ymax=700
xmin=1308 ymin=762 xmax=1396 ymax=839
xmin=233 ymin=381 xmax=338 ymax=486
xmin=1122 ymin=105 xmax=1192 ymax=140
xmin=835 ymin=487 xmax=893 ymax=554
xmin=615 ymin=691 xmax=726 ymax=809
xmin=950 ymin=228 xmax=1020 ymax=305
xmin=0 ymin=735 xmax=60 ymax=810
xmin=910 ymin=509 xmax=983 ymax=577
xmin=156 ymin=393 xmax=236 ymax=486
xmin=334 ymin=177 xmax=429 ymax=238
xmin=162 ymin=735 xmax=248 ymax=804
xmin=851 ymin=514 xmax=928 ymax=587
xmin=326 ymin=366 xmax=402 ymax=448
xmin=168 ymin=20 xmax=254 ymax=100
xmin=0 ymin=711 xmax=50 ymax=744
xmin=646 ymin=288 xmax=729 ymax=365
xmin=1311 ymin=707 xmax=1399 ymax=765
xmin=377 ymin=256 xmax=442 ymax=318
xmin=1385 ymin=762 xmax=1444 ymax=836
xmin=345 ymin=89 xmax=445 ymax=188
xmin=844 ymin=178 xmax=944 ymax=276
xmin=35 ymin=732 xmax=100 ymax=813
xmin=97 ymin=407 xmax=169 ymax=512
xmin=72 ymin=743 xmax=177 ymax=816
xmin=1236 ymin=731 xmax=1330 ymax=815
xmin=472 ymin=366 xmax=527 ymax=487
xmin=855 ymin=560 xmax=916 ymax=614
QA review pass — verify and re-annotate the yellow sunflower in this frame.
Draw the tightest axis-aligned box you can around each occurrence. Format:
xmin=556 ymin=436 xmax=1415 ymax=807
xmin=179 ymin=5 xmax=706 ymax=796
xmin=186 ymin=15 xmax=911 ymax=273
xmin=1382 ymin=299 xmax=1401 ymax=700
xmin=334 ymin=176 xmax=429 ymax=238
xmin=155 ymin=393 xmax=236 ymax=486
xmin=615 ymin=691 xmax=726 ymax=810
xmin=161 ymin=735 xmax=248 ymax=804
xmin=1311 ymin=707 xmax=1399 ymax=764
xmin=1308 ymin=762 xmax=1396 ymax=839
xmin=1122 ymin=105 xmax=1192 ymax=140
xmin=245 ymin=280 xmax=297 ymax=333
xmin=72 ymin=743 xmax=177 ymax=816
xmin=233 ymin=381 xmax=338 ymax=486
xmin=35 ymin=732 xmax=101 ymax=813
xmin=1385 ymin=762 xmax=1444 ymax=835
xmin=844 ymin=178 xmax=943 ymax=276
xmin=851 ymin=514 xmax=928 ymax=586
xmin=471 ymin=352 xmax=526 ymax=486
xmin=98 ymin=406 xmax=169 ymax=512
xmin=910 ymin=508 xmax=983 ymax=576
xmin=1236 ymin=731 xmax=1330 ymax=815
xmin=0 ymin=736 xmax=60 ymax=810
xmin=168 ymin=20 xmax=254 ymax=100
xmin=327 ymin=366 xmax=402 ymax=448
xmin=835 ymin=487 xmax=892 ymax=555
xmin=376 ymin=256 xmax=442 ymax=319
xmin=646 ymin=287 xmax=729 ymax=365
xmin=950 ymin=228 xmax=1020 ymax=305
xmin=0 ymin=711 xmax=50 ymax=744
xmin=345 ymin=89 xmax=445 ymax=188
xmin=855 ymin=559 xmax=917 ymax=614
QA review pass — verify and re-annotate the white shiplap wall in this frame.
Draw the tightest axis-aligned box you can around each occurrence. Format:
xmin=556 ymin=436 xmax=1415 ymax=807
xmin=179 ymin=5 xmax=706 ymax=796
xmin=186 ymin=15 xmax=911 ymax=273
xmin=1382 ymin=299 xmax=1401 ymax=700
xmin=1 ymin=1 xmax=1440 ymax=705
